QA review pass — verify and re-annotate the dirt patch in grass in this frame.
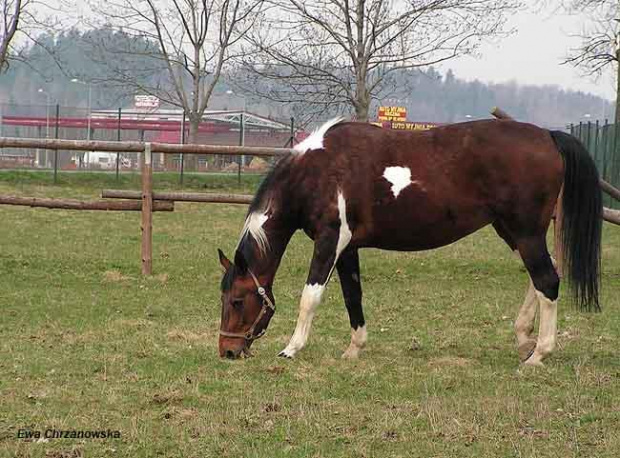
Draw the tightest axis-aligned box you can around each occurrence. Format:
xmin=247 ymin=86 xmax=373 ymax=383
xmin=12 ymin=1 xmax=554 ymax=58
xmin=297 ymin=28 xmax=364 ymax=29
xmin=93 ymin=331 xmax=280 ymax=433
xmin=103 ymin=270 xmax=132 ymax=282
xmin=166 ymin=329 xmax=210 ymax=343
xmin=114 ymin=319 xmax=154 ymax=328
xmin=151 ymin=389 xmax=185 ymax=405
xmin=427 ymin=356 xmax=475 ymax=368
xmin=45 ymin=449 xmax=83 ymax=458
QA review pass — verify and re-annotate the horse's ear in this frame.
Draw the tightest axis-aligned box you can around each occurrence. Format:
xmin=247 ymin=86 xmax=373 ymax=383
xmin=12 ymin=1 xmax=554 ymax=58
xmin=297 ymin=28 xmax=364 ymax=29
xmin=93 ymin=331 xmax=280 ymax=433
xmin=218 ymin=249 xmax=232 ymax=271
xmin=234 ymin=249 xmax=248 ymax=275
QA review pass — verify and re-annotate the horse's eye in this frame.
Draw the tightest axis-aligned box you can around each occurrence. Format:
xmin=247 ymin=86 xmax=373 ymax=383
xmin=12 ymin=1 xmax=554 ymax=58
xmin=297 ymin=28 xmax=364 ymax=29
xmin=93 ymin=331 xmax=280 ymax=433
xmin=232 ymin=299 xmax=243 ymax=309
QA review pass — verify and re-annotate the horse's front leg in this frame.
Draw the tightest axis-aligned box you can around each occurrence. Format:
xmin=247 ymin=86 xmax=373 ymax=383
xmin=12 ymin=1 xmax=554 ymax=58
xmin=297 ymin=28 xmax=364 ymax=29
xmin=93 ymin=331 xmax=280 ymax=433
xmin=279 ymin=192 xmax=353 ymax=358
xmin=336 ymin=248 xmax=367 ymax=359
xmin=278 ymin=232 xmax=344 ymax=358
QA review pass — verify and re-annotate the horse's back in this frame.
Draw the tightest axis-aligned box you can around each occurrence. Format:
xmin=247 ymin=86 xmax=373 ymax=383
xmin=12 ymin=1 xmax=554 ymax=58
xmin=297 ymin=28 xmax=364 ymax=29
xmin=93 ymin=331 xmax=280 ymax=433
xmin=299 ymin=120 xmax=563 ymax=250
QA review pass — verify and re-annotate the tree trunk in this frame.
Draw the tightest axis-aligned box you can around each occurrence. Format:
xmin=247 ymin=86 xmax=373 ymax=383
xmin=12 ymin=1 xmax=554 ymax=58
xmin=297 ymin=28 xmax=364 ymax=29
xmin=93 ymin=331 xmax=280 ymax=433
xmin=186 ymin=114 xmax=200 ymax=171
xmin=354 ymin=79 xmax=371 ymax=122
xmin=616 ymin=47 xmax=620 ymax=126
xmin=355 ymin=101 xmax=370 ymax=122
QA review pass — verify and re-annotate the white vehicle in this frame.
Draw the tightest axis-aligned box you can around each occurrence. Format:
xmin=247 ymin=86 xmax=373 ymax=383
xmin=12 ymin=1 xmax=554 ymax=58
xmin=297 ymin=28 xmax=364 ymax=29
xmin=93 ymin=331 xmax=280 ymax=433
xmin=73 ymin=152 xmax=132 ymax=170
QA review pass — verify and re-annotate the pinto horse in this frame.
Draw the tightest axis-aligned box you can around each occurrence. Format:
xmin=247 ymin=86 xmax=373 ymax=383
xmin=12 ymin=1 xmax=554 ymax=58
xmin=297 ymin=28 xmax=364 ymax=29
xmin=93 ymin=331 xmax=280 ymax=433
xmin=218 ymin=118 xmax=602 ymax=365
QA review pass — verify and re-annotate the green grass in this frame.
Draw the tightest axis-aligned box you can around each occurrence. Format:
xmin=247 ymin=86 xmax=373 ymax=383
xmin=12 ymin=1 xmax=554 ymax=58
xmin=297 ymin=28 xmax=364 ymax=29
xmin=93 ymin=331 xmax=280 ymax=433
xmin=1 ymin=171 xmax=619 ymax=457
xmin=0 ymin=169 xmax=263 ymax=196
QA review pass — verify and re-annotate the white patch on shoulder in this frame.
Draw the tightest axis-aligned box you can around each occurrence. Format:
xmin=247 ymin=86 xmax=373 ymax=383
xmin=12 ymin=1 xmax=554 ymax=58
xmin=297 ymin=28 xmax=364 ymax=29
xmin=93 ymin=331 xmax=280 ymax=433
xmin=293 ymin=117 xmax=344 ymax=154
xmin=238 ymin=210 xmax=269 ymax=254
xmin=383 ymin=166 xmax=420 ymax=198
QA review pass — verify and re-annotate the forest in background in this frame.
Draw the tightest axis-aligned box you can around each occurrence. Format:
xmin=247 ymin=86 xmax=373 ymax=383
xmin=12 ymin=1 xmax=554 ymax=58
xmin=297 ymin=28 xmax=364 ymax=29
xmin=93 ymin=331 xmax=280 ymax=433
xmin=0 ymin=28 xmax=613 ymax=130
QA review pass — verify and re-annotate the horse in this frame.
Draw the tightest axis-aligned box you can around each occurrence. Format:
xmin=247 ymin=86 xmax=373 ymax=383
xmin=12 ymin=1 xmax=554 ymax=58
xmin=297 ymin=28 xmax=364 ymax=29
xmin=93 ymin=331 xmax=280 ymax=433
xmin=217 ymin=118 xmax=602 ymax=365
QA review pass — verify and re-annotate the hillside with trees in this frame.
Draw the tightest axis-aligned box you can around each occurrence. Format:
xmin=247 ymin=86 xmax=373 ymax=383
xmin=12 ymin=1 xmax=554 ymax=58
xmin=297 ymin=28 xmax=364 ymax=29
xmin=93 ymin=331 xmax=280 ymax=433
xmin=0 ymin=28 xmax=612 ymax=130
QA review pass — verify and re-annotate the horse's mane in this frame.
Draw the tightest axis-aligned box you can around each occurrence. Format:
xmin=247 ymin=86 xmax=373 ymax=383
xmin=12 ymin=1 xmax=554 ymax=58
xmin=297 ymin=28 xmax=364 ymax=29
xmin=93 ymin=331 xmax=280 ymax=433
xmin=220 ymin=154 xmax=296 ymax=291
xmin=247 ymin=153 xmax=295 ymax=216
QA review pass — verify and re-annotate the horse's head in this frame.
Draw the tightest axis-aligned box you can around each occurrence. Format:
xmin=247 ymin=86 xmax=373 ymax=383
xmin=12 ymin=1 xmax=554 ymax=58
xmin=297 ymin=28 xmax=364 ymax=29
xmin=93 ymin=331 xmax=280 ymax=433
xmin=217 ymin=249 xmax=275 ymax=359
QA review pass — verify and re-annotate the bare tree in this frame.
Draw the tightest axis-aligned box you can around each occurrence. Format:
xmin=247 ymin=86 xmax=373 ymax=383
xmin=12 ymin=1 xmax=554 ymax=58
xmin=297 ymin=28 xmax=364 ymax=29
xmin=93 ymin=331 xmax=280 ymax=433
xmin=237 ymin=0 xmax=521 ymax=122
xmin=564 ymin=0 xmax=620 ymax=122
xmin=86 ymin=0 xmax=264 ymax=143
xmin=1 ymin=0 xmax=23 ymax=70
xmin=1 ymin=0 xmax=71 ymax=74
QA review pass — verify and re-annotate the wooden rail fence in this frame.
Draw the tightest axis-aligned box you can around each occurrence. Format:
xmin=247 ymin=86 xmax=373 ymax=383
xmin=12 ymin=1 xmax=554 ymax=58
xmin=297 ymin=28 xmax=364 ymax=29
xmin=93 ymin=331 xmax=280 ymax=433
xmin=0 ymin=136 xmax=292 ymax=275
xmin=1 ymin=118 xmax=618 ymax=276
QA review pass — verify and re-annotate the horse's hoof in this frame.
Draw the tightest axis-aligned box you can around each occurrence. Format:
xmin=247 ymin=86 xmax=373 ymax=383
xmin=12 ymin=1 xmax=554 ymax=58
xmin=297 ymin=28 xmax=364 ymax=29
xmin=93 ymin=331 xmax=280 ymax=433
xmin=518 ymin=339 xmax=537 ymax=362
xmin=341 ymin=349 xmax=359 ymax=359
xmin=523 ymin=356 xmax=544 ymax=367
xmin=278 ymin=349 xmax=295 ymax=359
xmin=341 ymin=344 xmax=361 ymax=359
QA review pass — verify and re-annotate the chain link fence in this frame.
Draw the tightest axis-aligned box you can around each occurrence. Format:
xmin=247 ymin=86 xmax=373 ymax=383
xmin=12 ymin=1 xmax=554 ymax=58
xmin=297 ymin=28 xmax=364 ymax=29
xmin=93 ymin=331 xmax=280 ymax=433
xmin=0 ymin=103 xmax=296 ymax=178
xmin=570 ymin=120 xmax=620 ymax=210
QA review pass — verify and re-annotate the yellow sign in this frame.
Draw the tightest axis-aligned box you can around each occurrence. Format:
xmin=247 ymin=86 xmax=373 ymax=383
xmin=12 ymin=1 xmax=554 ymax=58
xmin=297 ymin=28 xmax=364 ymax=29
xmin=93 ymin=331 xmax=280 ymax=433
xmin=390 ymin=122 xmax=437 ymax=131
xmin=378 ymin=106 xmax=407 ymax=122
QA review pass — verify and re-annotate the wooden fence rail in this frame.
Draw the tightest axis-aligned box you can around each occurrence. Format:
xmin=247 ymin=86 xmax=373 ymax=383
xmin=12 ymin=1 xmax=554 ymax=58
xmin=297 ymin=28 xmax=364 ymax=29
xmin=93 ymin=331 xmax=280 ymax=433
xmin=0 ymin=136 xmax=292 ymax=157
xmin=102 ymin=189 xmax=254 ymax=205
xmin=0 ymin=195 xmax=174 ymax=211
xmin=0 ymin=136 xmax=288 ymax=275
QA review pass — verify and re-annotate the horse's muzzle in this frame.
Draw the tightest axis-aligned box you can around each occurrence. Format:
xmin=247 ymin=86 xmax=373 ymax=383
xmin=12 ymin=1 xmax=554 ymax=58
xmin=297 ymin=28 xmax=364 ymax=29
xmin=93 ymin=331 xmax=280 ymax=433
xmin=219 ymin=337 xmax=253 ymax=359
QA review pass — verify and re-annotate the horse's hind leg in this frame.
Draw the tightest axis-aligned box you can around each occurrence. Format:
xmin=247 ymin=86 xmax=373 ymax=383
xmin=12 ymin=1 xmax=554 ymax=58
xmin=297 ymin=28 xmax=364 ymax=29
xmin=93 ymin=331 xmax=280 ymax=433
xmin=336 ymin=248 xmax=366 ymax=359
xmin=516 ymin=280 xmax=538 ymax=361
xmin=493 ymin=222 xmax=537 ymax=360
xmin=515 ymin=236 xmax=560 ymax=366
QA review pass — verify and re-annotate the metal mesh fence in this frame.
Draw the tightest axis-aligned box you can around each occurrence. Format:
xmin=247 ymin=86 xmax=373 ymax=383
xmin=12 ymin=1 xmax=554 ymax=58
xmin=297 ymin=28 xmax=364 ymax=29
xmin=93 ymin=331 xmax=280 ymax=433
xmin=570 ymin=120 xmax=620 ymax=210
xmin=0 ymin=103 xmax=295 ymax=175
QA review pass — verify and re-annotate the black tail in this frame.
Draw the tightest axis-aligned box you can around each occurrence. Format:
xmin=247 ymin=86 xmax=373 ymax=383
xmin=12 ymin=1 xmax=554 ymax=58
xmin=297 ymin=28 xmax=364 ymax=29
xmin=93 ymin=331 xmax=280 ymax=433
xmin=549 ymin=130 xmax=602 ymax=312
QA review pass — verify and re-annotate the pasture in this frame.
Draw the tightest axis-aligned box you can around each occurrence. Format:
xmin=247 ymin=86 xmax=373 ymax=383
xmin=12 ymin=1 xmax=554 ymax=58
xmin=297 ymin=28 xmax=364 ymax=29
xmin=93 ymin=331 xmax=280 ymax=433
xmin=1 ymin=171 xmax=619 ymax=458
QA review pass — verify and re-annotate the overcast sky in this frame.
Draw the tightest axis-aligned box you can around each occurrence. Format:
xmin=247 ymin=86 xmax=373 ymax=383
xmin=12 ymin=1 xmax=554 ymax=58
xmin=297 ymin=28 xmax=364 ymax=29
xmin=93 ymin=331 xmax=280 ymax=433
xmin=43 ymin=1 xmax=615 ymax=101
xmin=440 ymin=1 xmax=615 ymax=101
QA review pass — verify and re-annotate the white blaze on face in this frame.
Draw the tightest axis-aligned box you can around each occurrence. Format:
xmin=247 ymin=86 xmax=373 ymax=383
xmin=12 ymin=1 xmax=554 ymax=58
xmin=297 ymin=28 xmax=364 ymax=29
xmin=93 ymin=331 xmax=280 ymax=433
xmin=383 ymin=166 xmax=415 ymax=198
xmin=293 ymin=117 xmax=344 ymax=154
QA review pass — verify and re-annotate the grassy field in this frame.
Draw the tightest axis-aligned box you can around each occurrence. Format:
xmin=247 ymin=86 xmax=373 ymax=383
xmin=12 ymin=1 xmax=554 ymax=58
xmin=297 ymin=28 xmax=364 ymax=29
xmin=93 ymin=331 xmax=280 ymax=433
xmin=1 ymin=171 xmax=619 ymax=458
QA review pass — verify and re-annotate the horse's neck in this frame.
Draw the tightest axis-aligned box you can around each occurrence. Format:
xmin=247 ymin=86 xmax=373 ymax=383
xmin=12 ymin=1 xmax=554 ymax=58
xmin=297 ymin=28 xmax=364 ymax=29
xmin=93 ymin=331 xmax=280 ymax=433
xmin=242 ymin=210 xmax=296 ymax=286
xmin=244 ymin=160 xmax=299 ymax=284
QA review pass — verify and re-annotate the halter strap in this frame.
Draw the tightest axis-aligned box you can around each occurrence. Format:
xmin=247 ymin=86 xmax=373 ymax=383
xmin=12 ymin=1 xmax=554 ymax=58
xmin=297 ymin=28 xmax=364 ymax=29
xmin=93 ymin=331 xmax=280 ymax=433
xmin=219 ymin=269 xmax=275 ymax=342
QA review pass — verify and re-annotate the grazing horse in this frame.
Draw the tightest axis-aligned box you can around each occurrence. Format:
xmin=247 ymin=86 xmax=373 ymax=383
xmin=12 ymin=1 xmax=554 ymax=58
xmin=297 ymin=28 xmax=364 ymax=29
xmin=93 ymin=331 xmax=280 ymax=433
xmin=218 ymin=118 xmax=602 ymax=365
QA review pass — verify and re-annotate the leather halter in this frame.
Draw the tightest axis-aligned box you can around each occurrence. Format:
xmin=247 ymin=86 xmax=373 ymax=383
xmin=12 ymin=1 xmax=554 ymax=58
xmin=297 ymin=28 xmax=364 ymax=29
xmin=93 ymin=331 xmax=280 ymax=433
xmin=219 ymin=269 xmax=275 ymax=342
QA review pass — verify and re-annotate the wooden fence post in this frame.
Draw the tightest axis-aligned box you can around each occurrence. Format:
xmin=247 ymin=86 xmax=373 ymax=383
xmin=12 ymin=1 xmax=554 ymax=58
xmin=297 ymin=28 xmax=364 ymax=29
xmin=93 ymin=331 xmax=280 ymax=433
xmin=141 ymin=142 xmax=153 ymax=275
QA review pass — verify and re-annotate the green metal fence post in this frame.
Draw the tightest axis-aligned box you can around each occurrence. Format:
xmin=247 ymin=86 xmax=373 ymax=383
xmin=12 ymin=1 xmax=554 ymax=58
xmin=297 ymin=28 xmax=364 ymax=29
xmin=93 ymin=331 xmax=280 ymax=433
xmin=116 ymin=107 xmax=122 ymax=180
xmin=53 ymin=104 xmax=60 ymax=184
xmin=180 ymin=110 xmax=185 ymax=185
xmin=238 ymin=113 xmax=244 ymax=186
